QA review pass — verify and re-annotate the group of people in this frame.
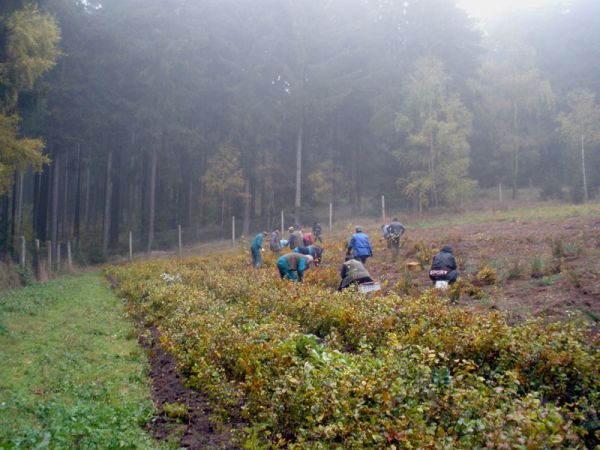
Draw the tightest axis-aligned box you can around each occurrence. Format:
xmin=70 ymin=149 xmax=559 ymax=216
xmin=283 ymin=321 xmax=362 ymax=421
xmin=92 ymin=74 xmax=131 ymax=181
xmin=249 ymin=217 xmax=459 ymax=289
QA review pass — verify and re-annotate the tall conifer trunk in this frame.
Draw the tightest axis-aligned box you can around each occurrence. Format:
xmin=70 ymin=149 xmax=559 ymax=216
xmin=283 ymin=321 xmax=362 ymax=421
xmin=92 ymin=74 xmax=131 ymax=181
xmin=102 ymin=149 xmax=113 ymax=254
xmin=146 ymin=149 xmax=157 ymax=253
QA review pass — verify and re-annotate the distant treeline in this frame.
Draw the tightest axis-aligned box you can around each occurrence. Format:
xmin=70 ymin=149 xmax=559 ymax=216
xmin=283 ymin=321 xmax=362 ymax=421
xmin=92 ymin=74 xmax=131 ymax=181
xmin=1 ymin=0 xmax=600 ymax=257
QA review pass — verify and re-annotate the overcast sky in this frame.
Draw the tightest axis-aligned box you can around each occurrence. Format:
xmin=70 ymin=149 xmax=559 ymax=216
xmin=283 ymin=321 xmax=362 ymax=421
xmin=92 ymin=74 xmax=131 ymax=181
xmin=457 ymin=0 xmax=560 ymax=19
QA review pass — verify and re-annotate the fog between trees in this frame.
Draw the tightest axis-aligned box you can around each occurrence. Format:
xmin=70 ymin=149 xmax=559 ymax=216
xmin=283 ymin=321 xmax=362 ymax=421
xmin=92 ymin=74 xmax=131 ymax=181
xmin=1 ymin=0 xmax=600 ymax=258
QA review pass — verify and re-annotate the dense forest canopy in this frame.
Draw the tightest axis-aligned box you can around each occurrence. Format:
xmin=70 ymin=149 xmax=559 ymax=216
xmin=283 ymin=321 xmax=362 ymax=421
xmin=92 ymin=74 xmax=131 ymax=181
xmin=1 ymin=0 xmax=600 ymax=258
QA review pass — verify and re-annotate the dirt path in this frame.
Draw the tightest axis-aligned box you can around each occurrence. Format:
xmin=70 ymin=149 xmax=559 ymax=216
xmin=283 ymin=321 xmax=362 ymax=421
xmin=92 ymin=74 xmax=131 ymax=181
xmin=364 ymin=215 xmax=600 ymax=326
xmin=140 ymin=327 xmax=243 ymax=449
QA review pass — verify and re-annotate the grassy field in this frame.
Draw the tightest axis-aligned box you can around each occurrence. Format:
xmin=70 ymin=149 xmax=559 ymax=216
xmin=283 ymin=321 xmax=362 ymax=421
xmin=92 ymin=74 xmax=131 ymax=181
xmin=0 ymin=274 xmax=161 ymax=449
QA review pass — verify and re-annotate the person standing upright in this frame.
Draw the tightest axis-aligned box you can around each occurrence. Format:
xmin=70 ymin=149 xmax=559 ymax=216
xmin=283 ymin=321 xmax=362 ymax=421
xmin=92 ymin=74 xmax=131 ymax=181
xmin=250 ymin=231 xmax=268 ymax=268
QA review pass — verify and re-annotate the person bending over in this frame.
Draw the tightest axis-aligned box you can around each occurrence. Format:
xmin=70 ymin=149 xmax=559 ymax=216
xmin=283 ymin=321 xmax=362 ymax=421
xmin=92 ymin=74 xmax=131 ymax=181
xmin=277 ymin=252 xmax=314 ymax=282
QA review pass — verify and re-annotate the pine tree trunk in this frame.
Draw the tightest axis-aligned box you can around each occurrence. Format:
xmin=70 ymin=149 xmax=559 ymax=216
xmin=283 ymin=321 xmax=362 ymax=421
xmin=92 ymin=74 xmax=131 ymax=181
xmin=84 ymin=167 xmax=91 ymax=232
xmin=15 ymin=171 xmax=24 ymax=238
xmin=294 ymin=122 xmax=303 ymax=226
xmin=109 ymin=150 xmax=120 ymax=248
xmin=581 ymin=134 xmax=588 ymax=203
xmin=102 ymin=149 xmax=113 ymax=254
xmin=512 ymin=104 xmax=519 ymax=200
xmin=242 ymin=177 xmax=250 ymax=236
xmin=51 ymin=154 xmax=60 ymax=258
xmin=74 ymin=144 xmax=82 ymax=245
xmin=146 ymin=149 xmax=157 ymax=253
xmin=62 ymin=149 xmax=69 ymax=241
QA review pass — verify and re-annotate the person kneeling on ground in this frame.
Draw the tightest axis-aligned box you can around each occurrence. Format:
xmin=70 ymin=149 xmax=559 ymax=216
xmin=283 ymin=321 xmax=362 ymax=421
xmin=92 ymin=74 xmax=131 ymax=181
xmin=338 ymin=256 xmax=374 ymax=291
xmin=429 ymin=245 xmax=459 ymax=285
xmin=250 ymin=231 xmax=268 ymax=268
xmin=293 ymin=245 xmax=324 ymax=265
xmin=277 ymin=252 xmax=314 ymax=282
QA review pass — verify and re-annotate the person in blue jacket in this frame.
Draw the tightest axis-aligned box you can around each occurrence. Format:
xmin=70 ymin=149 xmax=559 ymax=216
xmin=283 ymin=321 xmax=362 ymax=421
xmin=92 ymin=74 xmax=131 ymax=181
xmin=347 ymin=226 xmax=372 ymax=264
xmin=250 ymin=231 xmax=268 ymax=268
xmin=277 ymin=252 xmax=313 ymax=282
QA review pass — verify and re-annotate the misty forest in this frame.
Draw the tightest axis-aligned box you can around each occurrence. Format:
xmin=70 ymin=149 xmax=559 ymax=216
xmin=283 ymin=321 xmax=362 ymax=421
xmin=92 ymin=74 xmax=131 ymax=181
xmin=3 ymin=1 xmax=600 ymax=449
xmin=2 ymin=0 xmax=600 ymax=260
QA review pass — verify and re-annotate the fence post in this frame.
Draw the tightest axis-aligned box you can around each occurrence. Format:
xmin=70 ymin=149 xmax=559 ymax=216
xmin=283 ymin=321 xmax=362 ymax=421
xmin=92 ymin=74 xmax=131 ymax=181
xmin=329 ymin=202 xmax=333 ymax=232
xmin=281 ymin=210 xmax=284 ymax=234
xmin=178 ymin=225 xmax=183 ymax=258
xmin=381 ymin=195 xmax=386 ymax=225
xmin=47 ymin=240 xmax=52 ymax=273
xmin=129 ymin=230 xmax=133 ymax=262
xmin=232 ymin=216 xmax=236 ymax=247
xmin=35 ymin=239 xmax=40 ymax=280
xmin=67 ymin=241 xmax=73 ymax=271
xmin=56 ymin=243 xmax=61 ymax=272
xmin=499 ymin=183 xmax=503 ymax=202
xmin=20 ymin=236 xmax=26 ymax=267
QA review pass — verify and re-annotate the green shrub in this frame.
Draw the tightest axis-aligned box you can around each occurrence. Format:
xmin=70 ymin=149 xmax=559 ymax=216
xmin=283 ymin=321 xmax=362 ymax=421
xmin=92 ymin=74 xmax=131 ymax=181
xmin=14 ymin=265 xmax=34 ymax=287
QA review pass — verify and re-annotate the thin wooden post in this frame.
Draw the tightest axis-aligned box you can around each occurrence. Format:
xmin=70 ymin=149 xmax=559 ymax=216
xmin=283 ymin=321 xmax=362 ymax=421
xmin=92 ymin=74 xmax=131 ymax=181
xmin=381 ymin=195 xmax=386 ymax=224
xmin=56 ymin=243 xmax=61 ymax=272
xmin=35 ymin=239 xmax=40 ymax=280
xmin=329 ymin=202 xmax=333 ymax=232
xmin=20 ymin=236 xmax=26 ymax=267
xmin=232 ymin=216 xmax=236 ymax=247
xmin=499 ymin=183 xmax=503 ymax=202
xmin=281 ymin=210 xmax=284 ymax=234
xmin=47 ymin=240 xmax=52 ymax=273
xmin=129 ymin=230 xmax=133 ymax=262
xmin=178 ymin=225 xmax=182 ymax=258
xmin=67 ymin=241 xmax=73 ymax=270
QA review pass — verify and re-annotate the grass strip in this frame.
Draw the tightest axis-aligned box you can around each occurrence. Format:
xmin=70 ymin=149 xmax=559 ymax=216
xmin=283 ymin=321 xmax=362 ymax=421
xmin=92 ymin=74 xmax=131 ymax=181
xmin=0 ymin=274 xmax=161 ymax=449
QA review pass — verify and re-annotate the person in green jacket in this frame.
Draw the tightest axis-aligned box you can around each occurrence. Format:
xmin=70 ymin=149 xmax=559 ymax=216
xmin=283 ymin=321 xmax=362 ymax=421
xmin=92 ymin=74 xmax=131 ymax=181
xmin=338 ymin=256 xmax=373 ymax=291
xmin=250 ymin=231 xmax=268 ymax=268
xmin=277 ymin=252 xmax=314 ymax=282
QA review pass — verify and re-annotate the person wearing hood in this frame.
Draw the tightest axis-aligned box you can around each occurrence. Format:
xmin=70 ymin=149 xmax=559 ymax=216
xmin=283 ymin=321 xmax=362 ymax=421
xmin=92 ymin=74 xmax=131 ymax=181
xmin=338 ymin=256 xmax=373 ymax=291
xmin=277 ymin=252 xmax=314 ymax=282
xmin=347 ymin=226 xmax=373 ymax=264
xmin=429 ymin=245 xmax=459 ymax=285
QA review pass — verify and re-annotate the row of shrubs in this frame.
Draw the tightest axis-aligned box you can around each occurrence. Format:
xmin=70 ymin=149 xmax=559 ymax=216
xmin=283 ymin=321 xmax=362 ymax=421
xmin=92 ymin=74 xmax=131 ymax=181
xmin=108 ymin=254 xmax=599 ymax=448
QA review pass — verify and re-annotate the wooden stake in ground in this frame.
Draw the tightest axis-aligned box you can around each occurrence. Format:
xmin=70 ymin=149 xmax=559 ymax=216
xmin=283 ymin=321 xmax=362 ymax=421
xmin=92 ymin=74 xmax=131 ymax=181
xmin=281 ymin=210 xmax=284 ymax=235
xmin=232 ymin=216 xmax=236 ymax=247
xmin=67 ymin=241 xmax=73 ymax=270
xmin=129 ymin=230 xmax=133 ymax=262
xmin=47 ymin=240 xmax=52 ymax=273
xmin=329 ymin=202 xmax=333 ymax=233
xmin=56 ymin=243 xmax=61 ymax=272
xmin=381 ymin=195 xmax=386 ymax=225
xmin=178 ymin=225 xmax=182 ymax=258
xmin=35 ymin=239 xmax=40 ymax=280
xmin=20 ymin=236 xmax=26 ymax=267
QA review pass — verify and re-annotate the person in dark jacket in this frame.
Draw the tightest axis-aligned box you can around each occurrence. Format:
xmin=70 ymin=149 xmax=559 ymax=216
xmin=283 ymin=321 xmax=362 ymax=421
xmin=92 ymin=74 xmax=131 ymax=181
xmin=288 ymin=227 xmax=304 ymax=249
xmin=250 ymin=231 xmax=268 ymax=268
xmin=429 ymin=245 xmax=459 ymax=285
xmin=270 ymin=229 xmax=282 ymax=254
xmin=277 ymin=252 xmax=313 ymax=282
xmin=338 ymin=256 xmax=373 ymax=291
xmin=293 ymin=245 xmax=324 ymax=265
xmin=347 ymin=227 xmax=373 ymax=264
xmin=385 ymin=218 xmax=406 ymax=257
xmin=312 ymin=222 xmax=323 ymax=243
